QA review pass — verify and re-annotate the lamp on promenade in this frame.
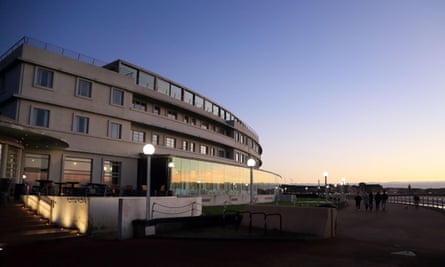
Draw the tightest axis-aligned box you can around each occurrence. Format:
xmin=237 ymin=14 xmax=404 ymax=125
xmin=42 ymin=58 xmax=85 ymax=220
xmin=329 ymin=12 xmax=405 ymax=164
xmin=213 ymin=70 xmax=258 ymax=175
xmin=247 ymin=158 xmax=256 ymax=205
xmin=143 ymin=144 xmax=155 ymax=221
xmin=323 ymin=171 xmax=329 ymax=200
xmin=167 ymin=161 xmax=174 ymax=195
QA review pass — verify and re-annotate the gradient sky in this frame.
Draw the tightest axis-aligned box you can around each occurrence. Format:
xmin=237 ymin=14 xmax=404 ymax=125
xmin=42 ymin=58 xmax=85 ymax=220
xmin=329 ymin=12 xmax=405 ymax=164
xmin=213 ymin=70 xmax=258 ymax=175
xmin=1 ymin=0 xmax=445 ymax=186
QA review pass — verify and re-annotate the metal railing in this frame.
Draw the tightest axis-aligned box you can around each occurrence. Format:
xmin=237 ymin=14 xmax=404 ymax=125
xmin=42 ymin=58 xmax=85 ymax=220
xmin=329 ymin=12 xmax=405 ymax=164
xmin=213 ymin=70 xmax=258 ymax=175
xmin=151 ymin=201 xmax=199 ymax=219
xmin=0 ymin=36 xmax=107 ymax=66
xmin=237 ymin=211 xmax=282 ymax=234
xmin=389 ymin=195 xmax=445 ymax=209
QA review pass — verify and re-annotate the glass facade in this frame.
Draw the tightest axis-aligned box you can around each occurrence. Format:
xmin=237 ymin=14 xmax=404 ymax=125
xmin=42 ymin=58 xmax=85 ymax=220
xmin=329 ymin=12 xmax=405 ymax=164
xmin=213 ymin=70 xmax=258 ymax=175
xmin=24 ymin=153 xmax=49 ymax=183
xmin=169 ymin=157 xmax=280 ymax=196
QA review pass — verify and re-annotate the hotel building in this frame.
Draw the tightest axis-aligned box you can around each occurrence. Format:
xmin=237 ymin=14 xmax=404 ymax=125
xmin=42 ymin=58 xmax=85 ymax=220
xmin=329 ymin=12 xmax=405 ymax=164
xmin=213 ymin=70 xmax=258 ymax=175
xmin=0 ymin=37 xmax=281 ymax=203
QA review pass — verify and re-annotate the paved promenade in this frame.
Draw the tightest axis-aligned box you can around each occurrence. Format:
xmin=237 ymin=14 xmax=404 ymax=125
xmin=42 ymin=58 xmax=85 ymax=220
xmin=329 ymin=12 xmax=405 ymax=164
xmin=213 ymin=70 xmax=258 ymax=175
xmin=1 ymin=200 xmax=444 ymax=266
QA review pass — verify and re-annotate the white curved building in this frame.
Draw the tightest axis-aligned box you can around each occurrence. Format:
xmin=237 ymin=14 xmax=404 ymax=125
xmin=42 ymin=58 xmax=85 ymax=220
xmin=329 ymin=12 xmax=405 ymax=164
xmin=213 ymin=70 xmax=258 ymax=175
xmin=0 ymin=37 xmax=281 ymax=204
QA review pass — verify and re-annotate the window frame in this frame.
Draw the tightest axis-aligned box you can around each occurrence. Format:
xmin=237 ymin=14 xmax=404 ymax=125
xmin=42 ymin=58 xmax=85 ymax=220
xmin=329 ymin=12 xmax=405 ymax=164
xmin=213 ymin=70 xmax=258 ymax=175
xmin=31 ymin=107 xmax=50 ymax=128
xmin=74 ymin=115 xmax=89 ymax=134
xmin=111 ymin=88 xmax=124 ymax=106
xmin=76 ymin=78 xmax=92 ymax=98
xmin=132 ymin=130 xmax=145 ymax=143
xmin=109 ymin=122 xmax=122 ymax=139
xmin=34 ymin=67 xmax=54 ymax=89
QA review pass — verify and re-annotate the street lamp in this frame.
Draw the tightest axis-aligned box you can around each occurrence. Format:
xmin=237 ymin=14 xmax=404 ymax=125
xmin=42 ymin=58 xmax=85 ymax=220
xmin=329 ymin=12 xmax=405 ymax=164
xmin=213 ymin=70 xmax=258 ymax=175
xmin=143 ymin=144 xmax=155 ymax=221
xmin=167 ymin=161 xmax=174 ymax=195
xmin=323 ymin=171 xmax=328 ymax=200
xmin=247 ymin=158 xmax=256 ymax=205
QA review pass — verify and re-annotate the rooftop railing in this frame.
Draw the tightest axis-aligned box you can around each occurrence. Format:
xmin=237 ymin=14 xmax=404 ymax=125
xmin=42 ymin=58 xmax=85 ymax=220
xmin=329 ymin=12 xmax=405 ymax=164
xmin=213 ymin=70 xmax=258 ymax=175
xmin=0 ymin=36 xmax=107 ymax=66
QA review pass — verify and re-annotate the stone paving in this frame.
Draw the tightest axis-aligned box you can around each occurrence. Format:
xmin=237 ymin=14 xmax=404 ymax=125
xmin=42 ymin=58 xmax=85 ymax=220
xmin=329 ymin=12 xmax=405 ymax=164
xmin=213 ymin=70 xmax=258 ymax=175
xmin=1 ymin=200 xmax=444 ymax=266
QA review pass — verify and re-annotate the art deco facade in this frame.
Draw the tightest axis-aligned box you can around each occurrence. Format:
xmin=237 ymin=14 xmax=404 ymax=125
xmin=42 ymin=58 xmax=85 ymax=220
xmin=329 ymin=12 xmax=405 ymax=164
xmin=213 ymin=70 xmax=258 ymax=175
xmin=0 ymin=37 xmax=280 ymax=198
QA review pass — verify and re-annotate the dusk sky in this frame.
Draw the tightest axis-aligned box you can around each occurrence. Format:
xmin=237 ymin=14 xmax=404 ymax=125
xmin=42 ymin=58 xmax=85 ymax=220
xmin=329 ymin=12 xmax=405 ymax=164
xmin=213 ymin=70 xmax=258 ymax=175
xmin=1 ymin=0 xmax=444 ymax=186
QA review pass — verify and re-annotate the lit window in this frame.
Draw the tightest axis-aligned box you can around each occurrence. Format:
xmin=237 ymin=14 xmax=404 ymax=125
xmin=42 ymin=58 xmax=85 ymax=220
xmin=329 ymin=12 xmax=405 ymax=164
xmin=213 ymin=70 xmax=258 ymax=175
xmin=63 ymin=157 xmax=92 ymax=184
xmin=32 ymin=108 xmax=49 ymax=127
xmin=152 ymin=134 xmax=159 ymax=145
xmin=167 ymin=111 xmax=177 ymax=120
xmin=132 ymin=99 xmax=147 ymax=111
xmin=111 ymin=88 xmax=124 ymax=106
xmin=103 ymin=160 xmax=121 ymax=186
xmin=132 ymin=130 xmax=145 ymax=143
xmin=166 ymin=137 xmax=176 ymax=148
xmin=77 ymin=79 xmax=92 ymax=98
xmin=190 ymin=142 xmax=195 ymax=152
xmin=75 ymin=115 xmax=89 ymax=134
xmin=182 ymin=141 xmax=188 ymax=151
xmin=200 ymin=145 xmax=208 ymax=155
xmin=35 ymin=68 xmax=53 ymax=88
xmin=109 ymin=122 xmax=122 ymax=139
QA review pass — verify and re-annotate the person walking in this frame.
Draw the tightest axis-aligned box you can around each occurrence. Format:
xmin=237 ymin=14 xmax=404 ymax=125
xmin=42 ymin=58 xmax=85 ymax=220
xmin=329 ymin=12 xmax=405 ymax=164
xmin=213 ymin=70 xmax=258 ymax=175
xmin=375 ymin=192 xmax=382 ymax=211
xmin=368 ymin=192 xmax=374 ymax=211
xmin=381 ymin=191 xmax=388 ymax=211
xmin=363 ymin=192 xmax=370 ymax=211
xmin=354 ymin=193 xmax=362 ymax=210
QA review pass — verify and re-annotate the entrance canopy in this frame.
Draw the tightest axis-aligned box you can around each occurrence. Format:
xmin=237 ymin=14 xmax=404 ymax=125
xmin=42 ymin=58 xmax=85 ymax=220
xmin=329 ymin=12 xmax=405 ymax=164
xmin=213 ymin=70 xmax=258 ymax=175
xmin=0 ymin=119 xmax=69 ymax=150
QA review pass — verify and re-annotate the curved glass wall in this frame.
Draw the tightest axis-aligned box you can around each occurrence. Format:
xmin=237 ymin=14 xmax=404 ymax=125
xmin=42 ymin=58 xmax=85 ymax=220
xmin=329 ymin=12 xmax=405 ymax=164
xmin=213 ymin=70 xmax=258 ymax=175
xmin=169 ymin=157 xmax=281 ymax=196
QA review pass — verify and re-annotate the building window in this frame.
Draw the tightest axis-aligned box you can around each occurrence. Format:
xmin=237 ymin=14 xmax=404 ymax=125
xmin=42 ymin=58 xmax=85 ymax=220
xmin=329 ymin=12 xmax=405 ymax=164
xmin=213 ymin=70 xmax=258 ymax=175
xmin=63 ymin=157 xmax=92 ymax=184
xmin=77 ymin=79 xmax=92 ymax=98
xmin=213 ymin=105 xmax=219 ymax=117
xmin=132 ymin=99 xmax=147 ymax=111
xmin=182 ymin=140 xmax=188 ymax=151
xmin=184 ymin=115 xmax=189 ymax=124
xmin=204 ymin=100 xmax=212 ymax=113
xmin=156 ymin=79 xmax=170 ymax=95
xmin=152 ymin=134 xmax=159 ymax=145
xmin=200 ymin=145 xmax=208 ymax=155
xmin=191 ymin=118 xmax=196 ymax=126
xmin=111 ymin=88 xmax=124 ymax=106
xmin=24 ymin=153 xmax=49 ymax=183
xmin=103 ymin=160 xmax=121 ymax=186
xmin=35 ymin=68 xmax=53 ymax=88
xmin=132 ymin=130 xmax=145 ymax=143
xmin=183 ymin=90 xmax=193 ymax=105
xmin=31 ymin=108 xmax=50 ymax=127
xmin=167 ymin=110 xmax=177 ymax=120
xmin=201 ymin=122 xmax=208 ymax=130
xmin=218 ymin=150 xmax=226 ymax=158
xmin=75 ymin=115 xmax=89 ymax=134
xmin=190 ymin=142 xmax=195 ymax=152
xmin=166 ymin=137 xmax=176 ymax=148
xmin=153 ymin=106 xmax=160 ymax=115
xmin=170 ymin=85 xmax=182 ymax=100
xmin=109 ymin=122 xmax=122 ymax=139
xmin=6 ymin=146 xmax=19 ymax=179
xmin=194 ymin=95 xmax=203 ymax=109
xmin=138 ymin=71 xmax=155 ymax=89
xmin=120 ymin=64 xmax=137 ymax=82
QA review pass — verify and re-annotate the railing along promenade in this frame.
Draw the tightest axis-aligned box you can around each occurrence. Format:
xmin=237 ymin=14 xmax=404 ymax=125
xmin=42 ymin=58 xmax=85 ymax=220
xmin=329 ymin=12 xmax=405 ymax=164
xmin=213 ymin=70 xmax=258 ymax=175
xmin=389 ymin=195 xmax=445 ymax=209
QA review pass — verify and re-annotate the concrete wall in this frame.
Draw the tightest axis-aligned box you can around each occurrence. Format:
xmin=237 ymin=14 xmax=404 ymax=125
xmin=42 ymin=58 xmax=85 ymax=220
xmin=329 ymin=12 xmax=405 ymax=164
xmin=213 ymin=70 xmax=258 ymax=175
xmin=241 ymin=205 xmax=337 ymax=239
xmin=23 ymin=195 xmax=202 ymax=239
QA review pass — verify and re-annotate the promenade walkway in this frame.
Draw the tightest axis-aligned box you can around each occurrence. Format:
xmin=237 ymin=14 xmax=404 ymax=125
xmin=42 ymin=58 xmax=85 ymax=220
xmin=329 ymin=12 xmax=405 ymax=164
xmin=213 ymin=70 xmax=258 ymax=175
xmin=1 ymin=200 xmax=444 ymax=266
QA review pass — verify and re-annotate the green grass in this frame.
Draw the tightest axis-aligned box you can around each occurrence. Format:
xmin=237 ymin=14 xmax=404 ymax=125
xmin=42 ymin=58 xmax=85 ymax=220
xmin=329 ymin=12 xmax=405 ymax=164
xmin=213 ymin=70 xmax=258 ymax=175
xmin=202 ymin=198 xmax=331 ymax=216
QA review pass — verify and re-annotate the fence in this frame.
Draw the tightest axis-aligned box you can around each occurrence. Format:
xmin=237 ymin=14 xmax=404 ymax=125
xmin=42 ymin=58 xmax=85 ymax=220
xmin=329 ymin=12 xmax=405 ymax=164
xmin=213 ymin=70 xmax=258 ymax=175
xmin=389 ymin=195 xmax=445 ymax=209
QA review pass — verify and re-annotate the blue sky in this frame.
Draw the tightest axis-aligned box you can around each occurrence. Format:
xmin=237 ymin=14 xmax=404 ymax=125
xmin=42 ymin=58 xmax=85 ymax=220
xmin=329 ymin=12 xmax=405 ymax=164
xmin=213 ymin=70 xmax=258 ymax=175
xmin=1 ymin=0 xmax=445 ymax=185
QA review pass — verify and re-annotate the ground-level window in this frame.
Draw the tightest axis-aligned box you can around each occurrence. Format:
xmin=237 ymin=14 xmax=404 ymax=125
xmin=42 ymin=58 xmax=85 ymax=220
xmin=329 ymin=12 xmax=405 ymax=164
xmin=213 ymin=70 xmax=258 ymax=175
xmin=63 ymin=157 xmax=92 ymax=184
xmin=6 ymin=146 xmax=19 ymax=179
xmin=24 ymin=153 xmax=49 ymax=184
xmin=103 ymin=160 xmax=121 ymax=186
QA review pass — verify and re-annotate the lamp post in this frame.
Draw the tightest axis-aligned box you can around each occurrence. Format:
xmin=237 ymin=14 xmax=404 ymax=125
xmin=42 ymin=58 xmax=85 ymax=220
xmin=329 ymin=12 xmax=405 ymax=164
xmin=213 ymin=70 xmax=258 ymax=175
xmin=167 ymin=161 xmax=174 ymax=195
xmin=323 ymin=171 xmax=328 ymax=200
xmin=247 ymin=158 xmax=256 ymax=205
xmin=143 ymin=144 xmax=155 ymax=221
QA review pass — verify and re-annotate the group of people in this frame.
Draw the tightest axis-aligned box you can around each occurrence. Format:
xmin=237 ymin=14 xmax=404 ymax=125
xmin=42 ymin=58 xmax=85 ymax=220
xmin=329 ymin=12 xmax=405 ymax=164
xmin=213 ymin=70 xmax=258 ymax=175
xmin=354 ymin=191 xmax=388 ymax=211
